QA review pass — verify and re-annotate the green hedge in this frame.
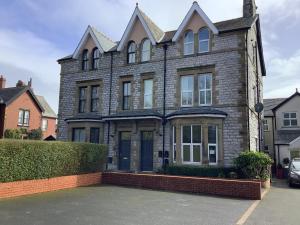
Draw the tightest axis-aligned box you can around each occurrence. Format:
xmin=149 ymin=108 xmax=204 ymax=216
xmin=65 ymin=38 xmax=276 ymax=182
xmin=0 ymin=140 xmax=107 ymax=183
xmin=163 ymin=165 xmax=237 ymax=178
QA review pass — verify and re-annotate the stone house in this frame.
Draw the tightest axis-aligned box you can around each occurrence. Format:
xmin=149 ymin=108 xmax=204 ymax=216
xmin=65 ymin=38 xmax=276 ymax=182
xmin=0 ymin=76 xmax=57 ymax=140
xmin=263 ymin=90 xmax=300 ymax=166
xmin=57 ymin=0 xmax=265 ymax=171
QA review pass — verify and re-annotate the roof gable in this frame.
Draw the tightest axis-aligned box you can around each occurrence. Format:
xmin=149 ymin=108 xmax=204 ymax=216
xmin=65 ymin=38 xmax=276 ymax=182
xmin=36 ymin=95 xmax=57 ymax=118
xmin=272 ymin=91 xmax=300 ymax=112
xmin=117 ymin=6 xmax=164 ymax=51
xmin=172 ymin=1 xmax=218 ymax=42
xmin=73 ymin=26 xmax=116 ymax=59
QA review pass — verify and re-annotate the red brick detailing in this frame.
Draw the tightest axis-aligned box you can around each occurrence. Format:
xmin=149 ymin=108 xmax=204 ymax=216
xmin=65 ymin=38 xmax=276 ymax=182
xmin=0 ymin=173 xmax=102 ymax=199
xmin=102 ymin=172 xmax=262 ymax=200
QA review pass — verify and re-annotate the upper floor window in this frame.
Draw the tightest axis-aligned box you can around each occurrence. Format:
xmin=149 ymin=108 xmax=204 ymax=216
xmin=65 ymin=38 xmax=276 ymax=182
xmin=82 ymin=49 xmax=89 ymax=71
xmin=263 ymin=120 xmax=269 ymax=131
xmin=199 ymin=73 xmax=212 ymax=105
xmin=42 ymin=119 xmax=48 ymax=131
xmin=91 ymin=85 xmax=100 ymax=112
xmin=92 ymin=48 xmax=100 ymax=69
xmin=127 ymin=41 xmax=136 ymax=64
xmin=18 ymin=109 xmax=29 ymax=126
xmin=144 ymin=79 xmax=153 ymax=109
xmin=181 ymin=76 xmax=194 ymax=107
xmin=184 ymin=31 xmax=194 ymax=55
xmin=141 ymin=39 xmax=151 ymax=62
xmin=283 ymin=113 xmax=298 ymax=127
xmin=78 ymin=87 xmax=87 ymax=113
xmin=123 ymin=81 xmax=131 ymax=110
xmin=199 ymin=27 xmax=210 ymax=53
xmin=72 ymin=128 xmax=85 ymax=142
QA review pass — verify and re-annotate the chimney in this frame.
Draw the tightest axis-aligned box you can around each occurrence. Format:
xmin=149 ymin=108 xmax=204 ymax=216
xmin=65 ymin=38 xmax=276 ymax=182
xmin=16 ymin=80 xmax=25 ymax=87
xmin=243 ymin=0 xmax=257 ymax=18
xmin=0 ymin=75 xmax=6 ymax=89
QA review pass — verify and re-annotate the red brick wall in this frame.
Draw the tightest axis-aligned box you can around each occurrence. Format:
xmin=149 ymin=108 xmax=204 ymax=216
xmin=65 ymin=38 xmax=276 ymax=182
xmin=102 ymin=172 xmax=262 ymax=200
xmin=0 ymin=173 xmax=102 ymax=199
xmin=42 ymin=117 xmax=56 ymax=139
xmin=4 ymin=91 xmax=42 ymax=131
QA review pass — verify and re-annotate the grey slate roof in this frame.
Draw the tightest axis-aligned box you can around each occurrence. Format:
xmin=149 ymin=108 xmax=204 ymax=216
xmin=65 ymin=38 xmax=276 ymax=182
xmin=65 ymin=114 xmax=102 ymax=122
xmin=264 ymin=98 xmax=286 ymax=117
xmin=275 ymin=130 xmax=300 ymax=145
xmin=90 ymin=26 xmax=117 ymax=52
xmin=167 ymin=107 xmax=227 ymax=118
xmin=104 ymin=110 xmax=162 ymax=120
xmin=36 ymin=95 xmax=57 ymax=118
xmin=214 ymin=15 xmax=258 ymax=33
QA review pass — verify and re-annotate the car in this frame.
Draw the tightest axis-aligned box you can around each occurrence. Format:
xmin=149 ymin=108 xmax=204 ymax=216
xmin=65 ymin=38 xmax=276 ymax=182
xmin=288 ymin=158 xmax=300 ymax=187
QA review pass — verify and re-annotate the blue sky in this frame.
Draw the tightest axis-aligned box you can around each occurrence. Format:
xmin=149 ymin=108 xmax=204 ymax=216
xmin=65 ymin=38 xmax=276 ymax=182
xmin=0 ymin=0 xmax=299 ymax=113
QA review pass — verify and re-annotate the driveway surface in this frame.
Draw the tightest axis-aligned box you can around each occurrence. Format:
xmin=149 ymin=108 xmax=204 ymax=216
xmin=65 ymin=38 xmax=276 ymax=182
xmin=245 ymin=179 xmax=300 ymax=225
xmin=0 ymin=185 xmax=253 ymax=225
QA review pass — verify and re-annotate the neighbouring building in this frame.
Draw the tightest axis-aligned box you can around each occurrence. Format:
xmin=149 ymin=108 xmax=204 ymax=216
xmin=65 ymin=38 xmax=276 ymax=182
xmin=57 ymin=0 xmax=266 ymax=171
xmin=263 ymin=90 xmax=300 ymax=166
xmin=0 ymin=76 xmax=57 ymax=140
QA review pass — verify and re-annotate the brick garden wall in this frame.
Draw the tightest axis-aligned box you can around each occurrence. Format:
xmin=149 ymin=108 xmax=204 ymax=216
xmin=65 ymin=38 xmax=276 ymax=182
xmin=0 ymin=173 xmax=102 ymax=199
xmin=102 ymin=172 xmax=262 ymax=200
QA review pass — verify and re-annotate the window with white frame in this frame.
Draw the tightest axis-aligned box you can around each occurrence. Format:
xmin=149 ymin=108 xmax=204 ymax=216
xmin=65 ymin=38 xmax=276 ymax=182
xmin=283 ymin=112 xmax=298 ymax=127
xmin=141 ymin=39 xmax=151 ymax=62
xmin=263 ymin=119 xmax=269 ymax=131
xmin=181 ymin=76 xmax=193 ymax=107
xmin=42 ymin=119 xmax=48 ymax=131
xmin=181 ymin=125 xmax=201 ymax=164
xmin=144 ymin=79 xmax=153 ymax=109
xmin=199 ymin=73 xmax=212 ymax=105
xmin=208 ymin=125 xmax=218 ymax=165
xmin=184 ymin=31 xmax=194 ymax=55
xmin=173 ymin=126 xmax=176 ymax=163
xmin=199 ymin=27 xmax=210 ymax=53
xmin=18 ymin=109 xmax=30 ymax=126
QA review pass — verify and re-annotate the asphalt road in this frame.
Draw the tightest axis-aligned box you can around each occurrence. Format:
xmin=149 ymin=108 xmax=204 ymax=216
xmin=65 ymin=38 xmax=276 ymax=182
xmin=0 ymin=185 xmax=253 ymax=225
xmin=245 ymin=179 xmax=300 ymax=225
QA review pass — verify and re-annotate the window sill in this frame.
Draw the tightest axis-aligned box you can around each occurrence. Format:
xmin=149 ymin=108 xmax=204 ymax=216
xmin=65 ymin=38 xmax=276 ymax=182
xmin=18 ymin=124 xmax=29 ymax=127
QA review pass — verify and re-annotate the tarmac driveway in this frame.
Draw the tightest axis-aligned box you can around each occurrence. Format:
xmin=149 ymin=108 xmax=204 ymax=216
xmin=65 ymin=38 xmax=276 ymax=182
xmin=0 ymin=185 xmax=254 ymax=225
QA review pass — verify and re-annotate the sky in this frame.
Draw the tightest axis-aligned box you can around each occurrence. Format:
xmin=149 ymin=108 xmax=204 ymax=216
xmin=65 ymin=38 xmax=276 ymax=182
xmin=0 ymin=0 xmax=299 ymax=113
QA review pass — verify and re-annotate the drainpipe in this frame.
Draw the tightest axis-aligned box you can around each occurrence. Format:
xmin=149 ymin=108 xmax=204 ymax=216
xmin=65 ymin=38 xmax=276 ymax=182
xmin=272 ymin=116 xmax=276 ymax=166
xmin=245 ymin=31 xmax=251 ymax=151
xmin=162 ymin=44 xmax=168 ymax=169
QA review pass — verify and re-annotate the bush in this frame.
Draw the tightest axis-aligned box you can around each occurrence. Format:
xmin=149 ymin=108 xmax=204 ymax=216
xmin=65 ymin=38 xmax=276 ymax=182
xmin=27 ymin=128 xmax=43 ymax=140
xmin=0 ymin=139 xmax=107 ymax=183
xmin=163 ymin=165 xmax=237 ymax=178
xmin=4 ymin=129 xmax=22 ymax=139
xmin=234 ymin=151 xmax=273 ymax=180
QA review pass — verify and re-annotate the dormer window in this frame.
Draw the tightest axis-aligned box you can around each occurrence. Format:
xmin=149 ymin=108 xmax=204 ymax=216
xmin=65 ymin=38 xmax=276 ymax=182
xmin=92 ymin=48 xmax=100 ymax=69
xmin=141 ymin=39 xmax=151 ymax=62
xmin=184 ymin=31 xmax=194 ymax=55
xmin=199 ymin=27 xmax=210 ymax=53
xmin=127 ymin=41 xmax=136 ymax=64
xmin=82 ymin=49 xmax=89 ymax=71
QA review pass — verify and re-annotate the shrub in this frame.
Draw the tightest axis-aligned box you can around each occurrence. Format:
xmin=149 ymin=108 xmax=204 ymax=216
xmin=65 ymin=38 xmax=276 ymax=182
xmin=27 ymin=128 xmax=43 ymax=140
xmin=163 ymin=165 xmax=237 ymax=178
xmin=234 ymin=151 xmax=273 ymax=180
xmin=0 ymin=139 xmax=107 ymax=183
xmin=4 ymin=129 xmax=22 ymax=139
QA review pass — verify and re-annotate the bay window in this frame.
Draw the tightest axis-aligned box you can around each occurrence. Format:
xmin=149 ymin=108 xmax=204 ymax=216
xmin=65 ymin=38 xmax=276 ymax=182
xmin=181 ymin=125 xmax=202 ymax=164
xmin=173 ymin=126 xmax=176 ymax=163
xmin=181 ymin=76 xmax=193 ymax=107
xmin=208 ymin=125 xmax=218 ymax=165
xmin=72 ymin=128 xmax=86 ymax=142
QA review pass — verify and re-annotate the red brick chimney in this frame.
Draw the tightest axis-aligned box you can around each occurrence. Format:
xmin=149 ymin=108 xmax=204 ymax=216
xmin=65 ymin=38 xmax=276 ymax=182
xmin=0 ymin=75 xmax=6 ymax=89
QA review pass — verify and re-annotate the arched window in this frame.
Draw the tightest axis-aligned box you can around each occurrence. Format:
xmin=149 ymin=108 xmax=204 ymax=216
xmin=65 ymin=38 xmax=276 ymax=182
xmin=92 ymin=48 xmax=100 ymax=69
xmin=199 ymin=27 xmax=210 ymax=53
xmin=141 ymin=39 xmax=151 ymax=62
xmin=127 ymin=41 xmax=136 ymax=64
xmin=82 ymin=49 xmax=89 ymax=70
xmin=184 ymin=31 xmax=194 ymax=55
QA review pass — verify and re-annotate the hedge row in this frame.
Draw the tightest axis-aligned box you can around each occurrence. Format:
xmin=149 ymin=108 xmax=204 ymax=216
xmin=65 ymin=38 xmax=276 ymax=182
xmin=0 ymin=140 xmax=107 ymax=183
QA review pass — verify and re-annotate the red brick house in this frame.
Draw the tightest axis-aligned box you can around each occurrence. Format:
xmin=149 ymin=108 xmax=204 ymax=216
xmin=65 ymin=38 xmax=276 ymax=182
xmin=0 ymin=76 xmax=57 ymax=139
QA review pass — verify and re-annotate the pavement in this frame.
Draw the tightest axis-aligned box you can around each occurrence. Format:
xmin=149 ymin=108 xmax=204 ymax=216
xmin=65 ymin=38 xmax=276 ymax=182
xmin=0 ymin=185 xmax=254 ymax=225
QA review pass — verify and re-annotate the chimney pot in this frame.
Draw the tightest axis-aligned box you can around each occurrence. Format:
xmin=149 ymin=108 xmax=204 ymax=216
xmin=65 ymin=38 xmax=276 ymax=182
xmin=0 ymin=75 xmax=6 ymax=89
xmin=16 ymin=80 xmax=25 ymax=87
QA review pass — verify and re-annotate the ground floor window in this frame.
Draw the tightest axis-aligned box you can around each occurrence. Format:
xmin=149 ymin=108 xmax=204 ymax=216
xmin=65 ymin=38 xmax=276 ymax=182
xmin=72 ymin=128 xmax=86 ymax=142
xmin=90 ymin=127 xmax=100 ymax=144
xmin=173 ymin=126 xmax=176 ymax=162
xmin=208 ymin=125 xmax=218 ymax=165
xmin=181 ymin=125 xmax=202 ymax=164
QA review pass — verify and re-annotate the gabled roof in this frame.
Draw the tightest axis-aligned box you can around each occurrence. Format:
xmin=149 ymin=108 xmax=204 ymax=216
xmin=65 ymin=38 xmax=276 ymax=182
xmin=172 ymin=1 xmax=218 ymax=42
xmin=36 ymin=95 xmax=57 ymax=118
xmin=272 ymin=91 xmax=300 ymax=112
xmin=263 ymin=98 xmax=286 ymax=117
xmin=117 ymin=5 xmax=164 ymax=51
xmin=0 ymin=86 xmax=44 ymax=112
xmin=73 ymin=25 xmax=117 ymax=59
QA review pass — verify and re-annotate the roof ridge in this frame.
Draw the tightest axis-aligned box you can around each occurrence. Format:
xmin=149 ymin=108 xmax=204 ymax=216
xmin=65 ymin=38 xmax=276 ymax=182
xmin=90 ymin=26 xmax=116 ymax=44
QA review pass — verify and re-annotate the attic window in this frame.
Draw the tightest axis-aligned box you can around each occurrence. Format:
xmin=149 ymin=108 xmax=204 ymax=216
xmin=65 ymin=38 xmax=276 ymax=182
xmin=184 ymin=31 xmax=194 ymax=55
xmin=92 ymin=48 xmax=100 ymax=69
xmin=199 ymin=27 xmax=210 ymax=53
xmin=127 ymin=41 xmax=136 ymax=64
xmin=82 ymin=49 xmax=89 ymax=71
xmin=141 ymin=39 xmax=151 ymax=62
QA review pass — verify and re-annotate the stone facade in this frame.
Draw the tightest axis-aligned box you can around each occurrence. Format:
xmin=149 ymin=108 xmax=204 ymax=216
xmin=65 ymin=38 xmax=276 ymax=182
xmin=57 ymin=1 xmax=265 ymax=171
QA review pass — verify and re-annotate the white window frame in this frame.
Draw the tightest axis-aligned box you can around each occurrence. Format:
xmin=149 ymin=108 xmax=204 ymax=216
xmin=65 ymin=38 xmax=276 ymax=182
xmin=283 ymin=112 xmax=298 ymax=127
xmin=143 ymin=79 xmax=153 ymax=109
xmin=42 ymin=119 xmax=48 ymax=131
xmin=181 ymin=75 xmax=194 ymax=107
xmin=181 ymin=125 xmax=202 ymax=165
xmin=184 ymin=31 xmax=194 ymax=55
xmin=199 ymin=73 xmax=212 ymax=106
xmin=208 ymin=125 xmax=218 ymax=165
xmin=141 ymin=39 xmax=151 ymax=62
xmin=263 ymin=119 xmax=269 ymax=131
xmin=18 ymin=109 xmax=30 ymax=126
xmin=198 ymin=27 xmax=210 ymax=53
xmin=173 ymin=126 xmax=176 ymax=163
